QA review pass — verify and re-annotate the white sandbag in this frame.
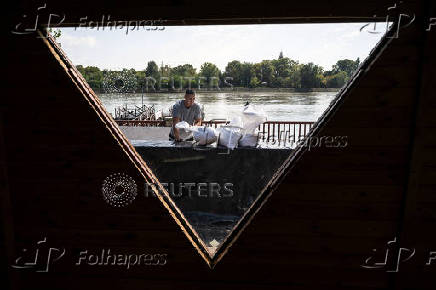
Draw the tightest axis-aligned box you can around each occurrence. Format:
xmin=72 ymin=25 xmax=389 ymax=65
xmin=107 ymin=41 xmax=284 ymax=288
xmin=238 ymin=133 xmax=259 ymax=147
xmin=192 ymin=126 xmax=218 ymax=145
xmin=218 ymin=126 xmax=242 ymax=149
xmin=175 ymin=121 xmax=193 ymax=140
xmin=241 ymin=104 xmax=267 ymax=134
xmin=229 ymin=116 xmax=244 ymax=128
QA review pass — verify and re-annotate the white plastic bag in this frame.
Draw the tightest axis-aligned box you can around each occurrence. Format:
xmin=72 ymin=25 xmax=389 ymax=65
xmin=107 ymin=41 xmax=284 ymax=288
xmin=240 ymin=104 xmax=267 ymax=135
xmin=235 ymin=104 xmax=267 ymax=147
xmin=175 ymin=121 xmax=193 ymax=140
xmin=229 ymin=116 xmax=244 ymax=129
xmin=218 ymin=126 xmax=242 ymax=149
xmin=192 ymin=126 xmax=218 ymax=145
xmin=175 ymin=122 xmax=218 ymax=144
xmin=239 ymin=133 xmax=258 ymax=147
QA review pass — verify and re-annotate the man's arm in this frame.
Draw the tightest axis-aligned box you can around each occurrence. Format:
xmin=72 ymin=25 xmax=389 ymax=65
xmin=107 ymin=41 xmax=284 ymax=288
xmin=172 ymin=117 xmax=181 ymax=141
xmin=194 ymin=106 xmax=202 ymax=126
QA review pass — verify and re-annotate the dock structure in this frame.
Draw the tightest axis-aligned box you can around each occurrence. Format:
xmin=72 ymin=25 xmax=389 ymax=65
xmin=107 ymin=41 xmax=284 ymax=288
xmin=4 ymin=1 xmax=436 ymax=290
xmin=113 ymin=104 xmax=157 ymax=120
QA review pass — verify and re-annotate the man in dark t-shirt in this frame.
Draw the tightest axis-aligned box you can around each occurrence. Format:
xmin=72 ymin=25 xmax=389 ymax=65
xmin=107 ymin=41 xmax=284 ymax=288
xmin=169 ymin=89 xmax=202 ymax=141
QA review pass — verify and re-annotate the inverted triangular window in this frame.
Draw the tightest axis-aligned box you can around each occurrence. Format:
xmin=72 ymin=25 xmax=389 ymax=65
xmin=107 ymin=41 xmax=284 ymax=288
xmin=51 ymin=22 xmax=388 ymax=264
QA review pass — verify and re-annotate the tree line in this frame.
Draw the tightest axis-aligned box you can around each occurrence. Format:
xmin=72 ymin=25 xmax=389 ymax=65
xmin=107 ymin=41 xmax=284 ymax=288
xmin=76 ymin=52 xmax=360 ymax=93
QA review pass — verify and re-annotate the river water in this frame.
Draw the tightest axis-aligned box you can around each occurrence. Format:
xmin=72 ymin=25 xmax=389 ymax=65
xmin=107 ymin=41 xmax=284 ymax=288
xmin=98 ymin=91 xmax=338 ymax=122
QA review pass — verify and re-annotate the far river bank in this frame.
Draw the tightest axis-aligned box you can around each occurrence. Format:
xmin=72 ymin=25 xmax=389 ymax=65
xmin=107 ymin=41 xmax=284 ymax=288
xmin=98 ymin=90 xmax=339 ymax=122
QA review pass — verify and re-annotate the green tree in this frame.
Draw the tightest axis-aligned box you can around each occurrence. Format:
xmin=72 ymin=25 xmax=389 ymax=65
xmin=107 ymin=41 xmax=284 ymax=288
xmin=272 ymin=57 xmax=291 ymax=78
xmin=145 ymin=61 xmax=160 ymax=80
xmin=332 ymin=58 xmax=360 ymax=77
xmin=48 ymin=28 xmax=62 ymax=39
xmin=102 ymin=69 xmax=137 ymax=93
xmin=249 ymin=76 xmax=260 ymax=88
xmin=224 ymin=60 xmax=243 ymax=87
xmin=170 ymin=64 xmax=197 ymax=88
xmin=77 ymin=66 xmax=103 ymax=91
xmin=76 ymin=65 xmax=85 ymax=75
xmin=271 ymin=53 xmax=299 ymax=87
xmin=73 ymin=55 xmax=362 ymax=91
xmin=257 ymin=60 xmax=275 ymax=86
xmin=135 ymin=70 xmax=147 ymax=91
xmin=199 ymin=62 xmax=219 ymax=76
xmin=199 ymin=62 xmax=221 ymax=88
xmin=240 ymin=62 xmax=255 ymax=87
xmin=325 ymin=71 xmax=348 ymax=88
xmin=171 ymin=64 xmax=196 ymax=76
xmin=300 ymin=63 xmax=324 ymax=88
xmin=288 ymin=64 xmax=302 ymax=88
xmin=160 ymin=64 xmax=172 ymax=77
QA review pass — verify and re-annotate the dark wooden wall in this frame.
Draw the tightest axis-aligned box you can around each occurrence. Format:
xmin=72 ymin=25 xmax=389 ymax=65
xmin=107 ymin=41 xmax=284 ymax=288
xmin=8 ymin=0 xmax=419 ymax=25
xmin=3 ymin=0 xmax=435 ymax=289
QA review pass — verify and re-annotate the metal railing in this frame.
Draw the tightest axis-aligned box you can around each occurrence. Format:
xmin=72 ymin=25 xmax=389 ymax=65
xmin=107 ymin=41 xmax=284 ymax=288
xmin=115 ymin=120 xmax=166 ymax=127
xmin=202 ymin=119 xmax=229 ymax=128
xmin=259 ymin=121 xmax=315 ymax=143
xmin=115 ymin=119 xmax=315 ymax=143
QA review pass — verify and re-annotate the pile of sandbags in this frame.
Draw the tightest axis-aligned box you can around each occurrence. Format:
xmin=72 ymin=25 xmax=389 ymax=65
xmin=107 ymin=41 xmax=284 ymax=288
xmin=218 ymin=106 xmax=267 ymax=149
xmin=175 ymin=121 xmax=218 ymax=145
xmin=217 ymin=117 xmax=244 ymax=149
xmin=193 ymin=126 xmax=218 ymax=145
xmin=175 ymin=104 xmax=267 ymax=149
xmin=238 ymin=104 xmax=267 ymax=147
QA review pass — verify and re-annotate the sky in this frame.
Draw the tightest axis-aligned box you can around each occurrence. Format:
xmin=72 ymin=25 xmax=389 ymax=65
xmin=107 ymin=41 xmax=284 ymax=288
xmin=58 ymin=22 xmax=387 ymax=72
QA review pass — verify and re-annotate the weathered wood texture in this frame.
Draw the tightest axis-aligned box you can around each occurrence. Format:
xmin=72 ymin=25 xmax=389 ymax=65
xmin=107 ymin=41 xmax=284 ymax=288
xmin=3 ymin=0 xmax=435 ymax=289
xmin=7 ymin=0 xmax=420 ymax=25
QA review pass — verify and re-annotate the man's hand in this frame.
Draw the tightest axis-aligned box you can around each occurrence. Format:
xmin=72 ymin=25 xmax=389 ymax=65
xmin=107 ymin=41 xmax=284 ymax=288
xmin=194 ymin=118 xmax=202 ymax=126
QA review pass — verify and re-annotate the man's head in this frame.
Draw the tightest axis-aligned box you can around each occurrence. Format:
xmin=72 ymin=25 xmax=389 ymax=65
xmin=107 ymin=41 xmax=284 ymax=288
xmin=184 ymin=89 xmax=195 ymax=108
